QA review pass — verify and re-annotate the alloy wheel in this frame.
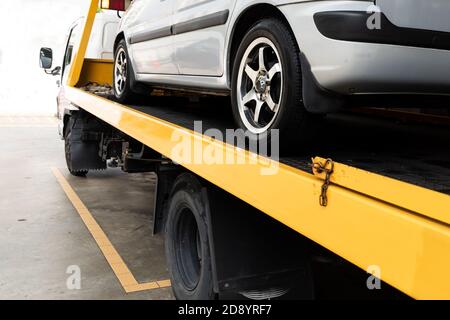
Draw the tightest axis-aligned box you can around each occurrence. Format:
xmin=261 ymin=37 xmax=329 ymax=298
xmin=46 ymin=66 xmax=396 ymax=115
xmin=114 ymin=47 xmax=128 ymax=96
xmin=237 ymin=37 xmax=283 ymax=134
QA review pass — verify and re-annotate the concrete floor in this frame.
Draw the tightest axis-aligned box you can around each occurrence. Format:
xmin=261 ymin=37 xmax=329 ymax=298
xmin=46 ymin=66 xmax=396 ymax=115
xmin=0 ymin=117 xmax=174 ymax=299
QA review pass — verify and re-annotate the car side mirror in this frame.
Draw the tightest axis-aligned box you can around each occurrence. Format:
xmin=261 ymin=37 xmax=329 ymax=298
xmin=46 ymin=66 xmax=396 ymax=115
xmin=40 ymin=48 xmax=61 ymax=76
xmin=39 ymin=47 xmax=53 ymax=69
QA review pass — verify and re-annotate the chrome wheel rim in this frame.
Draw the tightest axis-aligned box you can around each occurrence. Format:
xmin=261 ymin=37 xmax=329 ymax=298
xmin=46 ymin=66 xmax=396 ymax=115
xmin=237 ymin=38 xmax=283 ymax=134
xmin=114 ymin=48 xmax=127 ymax=96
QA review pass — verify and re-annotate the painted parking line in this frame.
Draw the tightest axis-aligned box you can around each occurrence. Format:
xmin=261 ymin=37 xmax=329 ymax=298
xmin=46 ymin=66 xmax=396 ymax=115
xmin=51 ymin=167 xmax=171 ymax=294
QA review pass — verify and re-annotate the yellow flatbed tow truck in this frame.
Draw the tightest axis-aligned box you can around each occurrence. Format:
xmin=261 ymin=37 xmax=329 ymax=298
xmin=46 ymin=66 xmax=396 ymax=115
xmin=52 ymin=0 xmax=450 ymax=299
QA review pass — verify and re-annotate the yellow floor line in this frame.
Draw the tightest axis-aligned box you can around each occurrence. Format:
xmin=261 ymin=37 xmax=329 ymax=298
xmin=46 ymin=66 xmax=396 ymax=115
xmin=51 ymin=167 xmax=171 ymax=293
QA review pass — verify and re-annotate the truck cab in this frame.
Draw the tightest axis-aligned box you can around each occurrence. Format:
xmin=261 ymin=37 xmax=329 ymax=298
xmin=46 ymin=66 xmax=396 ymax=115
xmin=39 ymin=10 xmax=120 ymax=138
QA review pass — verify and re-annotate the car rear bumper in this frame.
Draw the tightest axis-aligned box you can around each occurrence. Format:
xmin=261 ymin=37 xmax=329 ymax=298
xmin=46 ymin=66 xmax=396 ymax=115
xmin=279 ymin=1 xmax=450 ymax=95
xmin=314 ymin=11 xmax=450 ymax=52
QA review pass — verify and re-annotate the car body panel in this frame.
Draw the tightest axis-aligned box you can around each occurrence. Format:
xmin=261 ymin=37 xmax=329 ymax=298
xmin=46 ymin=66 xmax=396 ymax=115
xmin=280 ymin=1 xmax=450 ymax=95
xmin=118 ymin=0 xmax=450 ymax=98
xmin=172 ymin=0 xmax=236 ymax=76
xmin=125 ymin=0 xmax=178 ymax=74
xmin=377 ymin=0 xmax=450 ymax=33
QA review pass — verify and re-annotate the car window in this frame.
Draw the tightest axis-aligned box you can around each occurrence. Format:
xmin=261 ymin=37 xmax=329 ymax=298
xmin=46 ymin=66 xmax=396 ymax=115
xmin=62 ymin=23 xmax=81 ymax=83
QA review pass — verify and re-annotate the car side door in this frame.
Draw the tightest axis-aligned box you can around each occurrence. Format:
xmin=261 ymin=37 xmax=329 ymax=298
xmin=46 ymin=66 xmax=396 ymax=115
xmin=172 ymin=0 xmax=236 ymax=76
xmin=377 ymin=0 xmax=450 ymax=32
xmin=125 ymin=0 xmax=177 ymax=75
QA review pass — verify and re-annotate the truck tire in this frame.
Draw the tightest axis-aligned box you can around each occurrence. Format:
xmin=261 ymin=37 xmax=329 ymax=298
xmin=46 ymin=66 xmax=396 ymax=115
xmin=64 ymin=113 xmax=106 ymax=176
xmin=65 ymin=119 xmax=88 ymax=177
xmin=231 ymin=18 xmax=317 ymax=146
xmin=165 ymin=173 xmax=215 ymax=300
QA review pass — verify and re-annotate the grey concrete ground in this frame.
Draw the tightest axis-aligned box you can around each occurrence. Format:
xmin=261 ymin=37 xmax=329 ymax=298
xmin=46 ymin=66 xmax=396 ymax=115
xmin=0 ymin=117 xmax=174 ymax=299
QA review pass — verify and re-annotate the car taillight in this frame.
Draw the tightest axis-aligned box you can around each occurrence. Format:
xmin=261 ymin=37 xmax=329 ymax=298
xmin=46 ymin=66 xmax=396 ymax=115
xmin=101 ymin=0 xmax=125 ymax=11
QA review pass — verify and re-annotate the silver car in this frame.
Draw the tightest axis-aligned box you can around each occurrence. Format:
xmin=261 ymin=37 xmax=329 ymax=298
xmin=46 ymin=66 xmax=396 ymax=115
xmin=113 ymin=0 xmax=450 ymax=138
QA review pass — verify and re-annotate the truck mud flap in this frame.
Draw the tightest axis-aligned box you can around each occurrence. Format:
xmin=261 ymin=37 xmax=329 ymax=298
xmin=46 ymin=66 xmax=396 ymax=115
xmin=66 ymin=112 xmax=107 ymax=172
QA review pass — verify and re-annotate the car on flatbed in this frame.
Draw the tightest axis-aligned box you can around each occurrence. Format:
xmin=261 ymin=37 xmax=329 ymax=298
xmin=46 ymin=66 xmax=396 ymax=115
xmin=109 ymin=0 xmax=450 ymax=140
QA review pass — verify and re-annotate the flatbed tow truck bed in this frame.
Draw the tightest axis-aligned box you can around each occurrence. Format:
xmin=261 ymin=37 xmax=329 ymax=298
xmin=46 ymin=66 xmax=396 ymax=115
xmin=66 ymin=83 xmax=450 ymax=299
xmin=61 ymin=1 xmax=450 ymax=300
xmin=130 ymin=99 xmax=450 ymax=195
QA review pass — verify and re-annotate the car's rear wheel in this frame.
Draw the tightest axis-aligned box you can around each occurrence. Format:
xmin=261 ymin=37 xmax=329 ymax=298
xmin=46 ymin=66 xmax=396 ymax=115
xmin=231 ymin=19 xmax=316 ymax=145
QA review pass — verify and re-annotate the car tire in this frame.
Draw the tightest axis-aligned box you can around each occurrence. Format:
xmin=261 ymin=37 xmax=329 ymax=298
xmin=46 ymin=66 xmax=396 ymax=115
xmin=165 ymin=173 xmax=215 ymax=300
xmin=113 ymin=40 xmax=136 ymax=103
xmin=231 ymin=18 xmax=317 ymax=146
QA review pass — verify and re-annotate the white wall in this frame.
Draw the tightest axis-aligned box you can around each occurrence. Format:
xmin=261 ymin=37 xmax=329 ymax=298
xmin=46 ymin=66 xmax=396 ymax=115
xmin=0 ymin=0 xmax=91 ymax=116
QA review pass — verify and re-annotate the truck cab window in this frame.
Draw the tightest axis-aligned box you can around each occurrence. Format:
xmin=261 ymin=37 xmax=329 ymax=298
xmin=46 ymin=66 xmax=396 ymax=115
xmin=61 ymin=23 xmax=80 ymax=83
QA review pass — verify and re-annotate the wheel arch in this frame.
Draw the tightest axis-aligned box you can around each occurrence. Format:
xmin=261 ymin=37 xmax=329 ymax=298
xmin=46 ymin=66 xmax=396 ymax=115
xmin=62 ymin=109 xmax=78 ymax=138
xmin=114 ymin=31 xmax=125 ymax=54
xmin=63 ymin=114 xmax=71 ymax=138
xmin=227 ymin=4 xmax=297 ymax=86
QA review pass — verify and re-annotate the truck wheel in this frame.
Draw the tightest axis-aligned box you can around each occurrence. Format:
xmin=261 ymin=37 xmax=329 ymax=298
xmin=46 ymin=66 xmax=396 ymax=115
xmin=113 ymin=40 xmax=134 ymax=103
xmin=64 ymin=120 xmax=88 ymax=177
xmin=165 ymin=173 xmax=215 ymax=300
xmin=231 ymin=18 xmax=316 ymax=145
